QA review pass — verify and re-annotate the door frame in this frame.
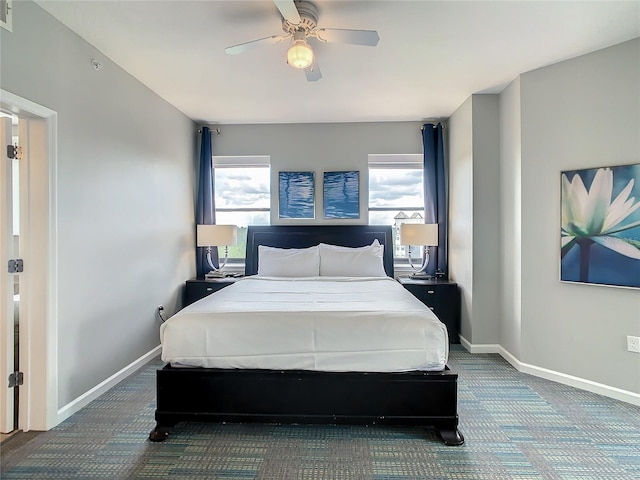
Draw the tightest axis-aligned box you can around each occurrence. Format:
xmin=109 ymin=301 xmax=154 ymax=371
xmin=0 ymin=111 xmax=15 ymax=433
xmin=0 ymin=89 xmax=58 ymax=431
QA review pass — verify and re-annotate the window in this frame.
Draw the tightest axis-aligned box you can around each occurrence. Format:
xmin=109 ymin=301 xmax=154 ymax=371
xmin=213 ymin=156 xmax=270 ymax=259
xmin=368 ymin=154 xmax=424 ymax=259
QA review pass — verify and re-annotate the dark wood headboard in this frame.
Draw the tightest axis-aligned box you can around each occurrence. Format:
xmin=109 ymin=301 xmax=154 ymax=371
xmin=245 ymin=225 xmax=394 ymax=277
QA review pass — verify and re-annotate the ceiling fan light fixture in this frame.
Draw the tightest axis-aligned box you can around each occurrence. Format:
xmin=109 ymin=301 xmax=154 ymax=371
xmin=287 ymin=38 xmax=313 ymax=69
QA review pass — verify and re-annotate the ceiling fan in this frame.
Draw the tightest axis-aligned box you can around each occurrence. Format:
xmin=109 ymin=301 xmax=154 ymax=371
xmin=225 ymin=0 xmax=380 ymax=82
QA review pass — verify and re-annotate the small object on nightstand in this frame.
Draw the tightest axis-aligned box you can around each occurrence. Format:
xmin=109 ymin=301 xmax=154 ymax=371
xmin=409 ymin=273 xmax=434 ymax=280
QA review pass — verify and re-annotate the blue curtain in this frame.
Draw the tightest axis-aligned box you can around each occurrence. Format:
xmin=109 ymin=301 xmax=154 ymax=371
xmin=195 ymin=127 xmax=218 ymax=277
xmin=422 ymin=123 xmax=447 ymax=276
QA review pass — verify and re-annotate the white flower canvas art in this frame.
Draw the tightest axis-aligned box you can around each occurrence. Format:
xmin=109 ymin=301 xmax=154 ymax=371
xmin=561 ymin=163 xmax=640 ymax=288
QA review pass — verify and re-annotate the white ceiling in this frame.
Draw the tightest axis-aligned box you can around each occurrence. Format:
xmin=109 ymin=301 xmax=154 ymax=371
xmin=35 ymin=0 xmax=640 ymax=124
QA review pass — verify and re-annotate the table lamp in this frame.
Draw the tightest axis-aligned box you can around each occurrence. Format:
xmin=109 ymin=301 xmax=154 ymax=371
xmin=196 ymin=224 xmax=238 ymax=278
xmin=399 ymin=223 xmax=439 ymax=278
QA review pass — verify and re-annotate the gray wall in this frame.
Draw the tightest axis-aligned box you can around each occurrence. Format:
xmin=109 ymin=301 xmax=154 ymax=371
xmin=518 ymin=39 xmax=640 ymax=393
xmin=448 ymin=95 xmax=502 ymax=345
xmin=470 ymin=96 xmax=501 ymax=344
xmin=450 ymin=38 xmax=640 ymax=395
xmin=1 ymin=1 xmax=196 ymax=407
xmin=448 ymin=97 xmax=474 ymax=340
xmin=210 ymin=122 xmax=424 ymax=224
xmin=498 ymin=78 xmax=522 ymax=357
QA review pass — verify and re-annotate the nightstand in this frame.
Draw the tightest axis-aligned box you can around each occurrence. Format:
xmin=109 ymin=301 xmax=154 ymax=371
xmin=397 ymin=277 xmax=461 ymax=344
xmin=184 ymin=277 xmax=241 ymax=306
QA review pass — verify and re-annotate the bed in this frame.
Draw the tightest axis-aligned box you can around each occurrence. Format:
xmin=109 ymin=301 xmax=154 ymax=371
xmin=149 ymin=225 xmax=464 ymax=446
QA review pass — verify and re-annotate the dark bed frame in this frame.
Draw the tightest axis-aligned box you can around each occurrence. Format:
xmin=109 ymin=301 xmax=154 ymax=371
xmin=149 ymin=225 xmax=464 ymax=446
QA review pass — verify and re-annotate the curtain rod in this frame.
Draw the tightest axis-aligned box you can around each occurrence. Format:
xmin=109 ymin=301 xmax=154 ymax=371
xmin=199 ymin=125 xmax=443 ymax=133
xmin=198 ymin=128 xmax=221 ymax=135
xmin=421 ymin=122 xmax=446 ymax=130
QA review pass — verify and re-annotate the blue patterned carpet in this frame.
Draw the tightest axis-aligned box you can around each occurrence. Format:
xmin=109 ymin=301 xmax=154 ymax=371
xmin=1 ymin=346 xmax=639 ymax=479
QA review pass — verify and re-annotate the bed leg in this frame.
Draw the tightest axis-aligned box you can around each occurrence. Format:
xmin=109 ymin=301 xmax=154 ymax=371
xmin=149 ymin=423 xmax=172 ymax=442
xmin=438 ymin=428 xmax=464 ymax=446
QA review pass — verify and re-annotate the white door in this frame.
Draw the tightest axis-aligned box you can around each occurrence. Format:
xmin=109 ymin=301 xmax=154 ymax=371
xmin=0 ymin=114 xmax=18 ymax=433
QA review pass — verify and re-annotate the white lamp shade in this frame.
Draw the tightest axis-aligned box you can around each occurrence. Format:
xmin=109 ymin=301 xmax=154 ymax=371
xmin=196 ymin=224 xmax=238 ymax=247
xmin=399 ymin=223 xmax=439 ymax=246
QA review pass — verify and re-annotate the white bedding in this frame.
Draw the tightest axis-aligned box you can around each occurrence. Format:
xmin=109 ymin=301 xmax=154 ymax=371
xmin=160 ymin=276 xmax=448 ymax=372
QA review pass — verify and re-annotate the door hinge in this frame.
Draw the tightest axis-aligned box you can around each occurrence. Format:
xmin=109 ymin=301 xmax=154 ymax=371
xmin=6 ymin=144 xmax=22 ymax=160
xmin=8 ymin=371 xmax=23 ymax=388
xmin=8 ymin=258 xmax=23 ymax=273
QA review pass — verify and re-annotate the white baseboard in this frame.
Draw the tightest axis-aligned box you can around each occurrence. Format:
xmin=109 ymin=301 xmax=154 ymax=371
xmin=457 ymin=336 xmax=640 ymax=406
xmin=518 ymin=361 xmax=640 ymax=406
xmin=57 ymin=345 xmax=161 ymax=424
xmin=458 ymin=336 xmax=502 ymax=354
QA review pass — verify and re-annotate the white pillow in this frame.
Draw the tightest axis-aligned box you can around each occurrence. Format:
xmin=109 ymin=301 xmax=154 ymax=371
xmin=319 ymin=240 xmax=387 ymax=277
xmin=257 ymin=245 xmax=320 ymax=277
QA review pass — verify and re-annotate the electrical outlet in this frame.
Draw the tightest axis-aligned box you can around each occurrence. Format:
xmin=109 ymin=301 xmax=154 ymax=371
xmin=627 ymin=336 xmax=640 ymax=353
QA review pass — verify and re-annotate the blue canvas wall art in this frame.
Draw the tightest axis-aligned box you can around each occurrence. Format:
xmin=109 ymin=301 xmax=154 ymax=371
xmin=323 ymin=171 xmax=360 ymax=219
xmin=561 ymin=163 xmax=640 ymax=288
xmin=278 ymin=171 xmax=315 ymax=219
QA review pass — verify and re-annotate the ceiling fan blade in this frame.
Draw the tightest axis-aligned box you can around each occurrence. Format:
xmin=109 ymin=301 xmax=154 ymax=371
xmin=225 ymin=35 xmax=286 ymax=55
xmin=273 ymin=0 xmax=301 ymax=24
xmin=316 ymin=28 xmax=380 ymax=47
xmin=305 ymin=59 xmax=322 ymax=82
